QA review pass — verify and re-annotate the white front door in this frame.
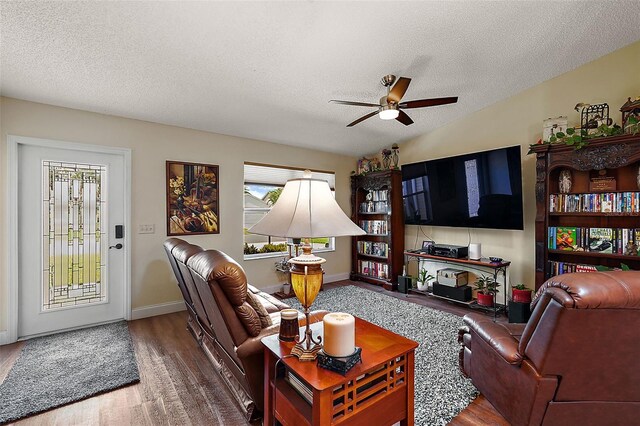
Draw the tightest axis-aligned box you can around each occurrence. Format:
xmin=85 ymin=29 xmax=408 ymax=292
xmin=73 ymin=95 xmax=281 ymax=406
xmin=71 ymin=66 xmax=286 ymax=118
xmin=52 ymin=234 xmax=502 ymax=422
xmin=18 ymin=143 xmax=127 ymax=338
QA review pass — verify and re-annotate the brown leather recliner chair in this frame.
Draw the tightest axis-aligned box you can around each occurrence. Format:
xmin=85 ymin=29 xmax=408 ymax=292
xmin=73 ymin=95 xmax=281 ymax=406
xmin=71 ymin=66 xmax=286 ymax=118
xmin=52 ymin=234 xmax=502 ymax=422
xmin=164 ymin=238 xmax=326 ymax=421
xmin=458 ymin=272 xmax=640 ymax=425
xmin=163 ymin=238 xmax=204 ymax=340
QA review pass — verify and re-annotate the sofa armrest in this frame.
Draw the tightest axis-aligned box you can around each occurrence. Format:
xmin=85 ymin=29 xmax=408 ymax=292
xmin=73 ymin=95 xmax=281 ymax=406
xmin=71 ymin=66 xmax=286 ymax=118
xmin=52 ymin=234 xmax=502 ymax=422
xmin=236 ymin=324 xmax=281 ymax=359
xmin=463 ymin=313 xmax=523 ymax=365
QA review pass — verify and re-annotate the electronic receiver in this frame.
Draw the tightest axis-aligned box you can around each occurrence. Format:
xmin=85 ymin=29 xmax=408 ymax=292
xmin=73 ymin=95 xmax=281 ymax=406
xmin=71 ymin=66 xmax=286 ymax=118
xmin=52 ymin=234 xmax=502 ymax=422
xmin=428 ymin=244 xmax=469 ymax=259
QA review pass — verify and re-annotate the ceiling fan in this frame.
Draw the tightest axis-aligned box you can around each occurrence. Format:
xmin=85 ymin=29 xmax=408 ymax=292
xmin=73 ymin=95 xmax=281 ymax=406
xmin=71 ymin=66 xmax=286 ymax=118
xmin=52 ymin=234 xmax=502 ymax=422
xmin=330 ymin=74 xmax=458 ymax=127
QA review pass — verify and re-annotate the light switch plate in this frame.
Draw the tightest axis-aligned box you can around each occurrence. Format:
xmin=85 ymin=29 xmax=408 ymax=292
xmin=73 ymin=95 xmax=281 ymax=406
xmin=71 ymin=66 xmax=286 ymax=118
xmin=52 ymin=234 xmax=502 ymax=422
xmin=138 ymin=224 xmax=155 ymax=234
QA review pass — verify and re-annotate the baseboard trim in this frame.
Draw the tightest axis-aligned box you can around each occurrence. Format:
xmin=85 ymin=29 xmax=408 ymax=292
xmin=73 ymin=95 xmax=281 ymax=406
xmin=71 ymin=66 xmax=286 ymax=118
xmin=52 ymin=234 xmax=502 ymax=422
xmin=325 ymin=273 xmax=350 ymax=283
xmin=131 ymin=301 xmax=186 ymax=320
xmin=0 ymin=331 xmax=8 ymax=346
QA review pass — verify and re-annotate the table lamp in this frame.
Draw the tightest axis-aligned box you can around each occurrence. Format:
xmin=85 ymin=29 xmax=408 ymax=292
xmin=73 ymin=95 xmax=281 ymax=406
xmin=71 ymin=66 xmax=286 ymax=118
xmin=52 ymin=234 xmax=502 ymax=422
xmin=249 ymin=170 xmax=365 ymax=361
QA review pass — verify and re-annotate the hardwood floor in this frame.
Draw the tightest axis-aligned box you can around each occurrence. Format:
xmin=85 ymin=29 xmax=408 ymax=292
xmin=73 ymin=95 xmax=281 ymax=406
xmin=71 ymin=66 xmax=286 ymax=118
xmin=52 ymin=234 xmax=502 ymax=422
xmin=0 ymin=281 xmax=508 ymax=425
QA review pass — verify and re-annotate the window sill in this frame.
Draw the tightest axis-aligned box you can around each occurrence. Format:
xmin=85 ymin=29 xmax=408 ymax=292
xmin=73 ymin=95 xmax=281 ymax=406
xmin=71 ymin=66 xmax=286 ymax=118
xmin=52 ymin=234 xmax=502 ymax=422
xmin=243 ymin=247 xmax=335 ymax=261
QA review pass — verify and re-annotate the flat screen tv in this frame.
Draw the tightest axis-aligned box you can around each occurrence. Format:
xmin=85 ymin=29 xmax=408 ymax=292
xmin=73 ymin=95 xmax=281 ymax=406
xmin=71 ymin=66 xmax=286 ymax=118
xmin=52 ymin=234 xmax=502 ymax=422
xmin=401 ymin=146 xmax=524 ymax=230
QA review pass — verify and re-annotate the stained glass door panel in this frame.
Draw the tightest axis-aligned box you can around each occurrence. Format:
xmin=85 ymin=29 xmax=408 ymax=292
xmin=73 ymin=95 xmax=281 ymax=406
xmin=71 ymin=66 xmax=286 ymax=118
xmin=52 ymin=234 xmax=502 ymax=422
xmin=18 ymin=141 xmax=125 ymax=338
xmin=42 ymin=161 xmax=107 ymax=310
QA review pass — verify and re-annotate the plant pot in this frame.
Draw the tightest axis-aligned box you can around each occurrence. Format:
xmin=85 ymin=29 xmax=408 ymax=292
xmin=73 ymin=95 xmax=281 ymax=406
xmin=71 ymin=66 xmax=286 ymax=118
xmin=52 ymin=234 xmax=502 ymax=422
xmin=282 ymin=283 xmax=291 ymax=296
xmin=417 ymin=281 xmax=428 ymax=291
xmin=512 ymin=288 xmax=532 ymax=304
xmin=477 ymin=292 xmax=494 ymax=307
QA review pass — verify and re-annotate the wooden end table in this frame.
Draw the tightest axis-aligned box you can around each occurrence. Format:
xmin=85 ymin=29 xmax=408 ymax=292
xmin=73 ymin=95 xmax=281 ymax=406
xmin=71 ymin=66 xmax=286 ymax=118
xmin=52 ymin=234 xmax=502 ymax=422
xmin=262 ymin=317 xmax=418 ymax=426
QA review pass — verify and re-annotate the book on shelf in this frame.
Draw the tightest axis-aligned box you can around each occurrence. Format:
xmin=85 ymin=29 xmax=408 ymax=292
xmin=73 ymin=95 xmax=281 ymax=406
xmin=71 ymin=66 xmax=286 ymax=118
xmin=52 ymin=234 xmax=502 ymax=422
xmin=359 ymin=200 xmax=388 ymax=213
xmin=547 ymin=226 xmax=640 ymax=255
xmin=286 ymin=371 xmax=313 ymax=404
xmin=359 ymin=220 xmax=388 ymax=235
xmin=285 ymin=367 xmax=386 ymax=407
xmin=357 ymin=241 xmax=389 ymax=257
xmin=556 ymin=227 xmax=577 ymax=251
xmin=589 ymin=228 xmax=613 ymax=253
xmin=358 ymin=260 xmax=389 ymax=279
xmin=368 ymin=190 xmax=388 ymax=202
xmin=549 ymin=192 xmax=640 ymax=214
xmin=548 ymin=260 xmax=599 ymax=277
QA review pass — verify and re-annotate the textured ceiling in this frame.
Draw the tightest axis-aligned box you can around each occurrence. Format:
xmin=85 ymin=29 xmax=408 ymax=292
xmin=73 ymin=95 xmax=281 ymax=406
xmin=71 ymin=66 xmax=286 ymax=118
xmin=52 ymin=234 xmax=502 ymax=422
xmin=2 ymin=1 xmax=640 ymax=156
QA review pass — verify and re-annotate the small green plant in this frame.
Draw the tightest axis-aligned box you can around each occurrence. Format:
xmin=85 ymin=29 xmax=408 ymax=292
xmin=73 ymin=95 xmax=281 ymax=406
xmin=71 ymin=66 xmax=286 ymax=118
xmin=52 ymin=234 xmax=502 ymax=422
xmin=548 ymin=127 xmax=588 ymax=150
xmin=530 ymin=123 xmax=625 ymax=154
xmin=243 ymin=242 xmax=288 ymax=255
xmin=595 ymin=263 xmax=631 ymax=272
xmin=592 ymin=123 xmax=624 ymax=137
xmin=474 ymin=275 xmax=499 ymax=295
xmin=418 ymin=269 xmax=434 ymax=283
xmin=512 ymin=283 xmax=530 ymax=290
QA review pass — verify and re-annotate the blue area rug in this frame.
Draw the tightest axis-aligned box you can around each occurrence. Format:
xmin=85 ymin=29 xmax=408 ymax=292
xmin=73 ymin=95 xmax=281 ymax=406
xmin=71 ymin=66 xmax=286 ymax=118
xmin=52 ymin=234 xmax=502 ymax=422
xmin=0 ymin=321 xmax=139 ymax=424
xmin=287 ymin=286 xmax=478 ymax=425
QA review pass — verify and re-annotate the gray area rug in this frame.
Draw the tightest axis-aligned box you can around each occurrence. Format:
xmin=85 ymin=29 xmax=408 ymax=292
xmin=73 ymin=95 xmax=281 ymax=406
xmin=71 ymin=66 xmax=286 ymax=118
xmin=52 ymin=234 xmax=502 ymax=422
xmin=288 ymin=286 xmax=478 ymax=425
xmin=0 ymin=321 xmax=140 ymax=424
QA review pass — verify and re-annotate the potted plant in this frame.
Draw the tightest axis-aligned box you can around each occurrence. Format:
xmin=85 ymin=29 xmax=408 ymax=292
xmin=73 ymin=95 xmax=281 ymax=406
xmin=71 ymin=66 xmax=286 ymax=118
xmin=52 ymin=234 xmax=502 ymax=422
xmin=474 ymin=275 xmax=499 ymax=307
xmin=512 ymin=284 xmax=532 ymax=303
xmin=281 ymin=282 xmax=290 ymax=296
xmin=416 ymin=269 xmax=434 ymax=292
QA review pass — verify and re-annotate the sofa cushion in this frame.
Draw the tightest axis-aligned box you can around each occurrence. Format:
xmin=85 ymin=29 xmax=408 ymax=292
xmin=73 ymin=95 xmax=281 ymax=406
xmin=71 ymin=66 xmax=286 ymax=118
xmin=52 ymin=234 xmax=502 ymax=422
xmin=246 ymin=291 xmax=273 ymax=328
xmin=235 ymin=302 xmax=262 ymax=337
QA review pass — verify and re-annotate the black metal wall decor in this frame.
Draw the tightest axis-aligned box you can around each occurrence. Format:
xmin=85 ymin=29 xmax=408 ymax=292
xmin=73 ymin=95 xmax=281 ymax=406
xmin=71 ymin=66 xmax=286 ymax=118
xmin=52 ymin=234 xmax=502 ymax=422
xmin=580 ymin=103 xmax=611 ymax=134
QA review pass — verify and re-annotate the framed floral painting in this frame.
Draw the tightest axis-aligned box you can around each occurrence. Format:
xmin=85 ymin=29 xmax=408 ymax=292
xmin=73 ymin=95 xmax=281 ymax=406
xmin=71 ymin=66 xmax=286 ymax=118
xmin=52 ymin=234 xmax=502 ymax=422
xmin=166 ymin=161 xmax=219 ymax=235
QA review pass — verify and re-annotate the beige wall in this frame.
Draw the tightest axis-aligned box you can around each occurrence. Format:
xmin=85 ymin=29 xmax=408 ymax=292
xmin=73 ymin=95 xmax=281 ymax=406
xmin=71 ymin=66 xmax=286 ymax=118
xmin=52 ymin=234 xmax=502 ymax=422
xmin=0 ymin=97 xmax=355 ymax=332
xmin=2 ymin=41 xmax=639 ymax=333
xmin=398 ymin=40 xmax=640 ymax=289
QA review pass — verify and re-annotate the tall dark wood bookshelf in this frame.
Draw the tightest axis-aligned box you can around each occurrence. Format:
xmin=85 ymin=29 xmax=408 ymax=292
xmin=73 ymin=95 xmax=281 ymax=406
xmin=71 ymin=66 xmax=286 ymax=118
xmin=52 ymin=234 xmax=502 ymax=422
xmin=531 ymin=134 xmax=640 ymax=290
xmin=350 ymin=169 xmax=404 ymax=291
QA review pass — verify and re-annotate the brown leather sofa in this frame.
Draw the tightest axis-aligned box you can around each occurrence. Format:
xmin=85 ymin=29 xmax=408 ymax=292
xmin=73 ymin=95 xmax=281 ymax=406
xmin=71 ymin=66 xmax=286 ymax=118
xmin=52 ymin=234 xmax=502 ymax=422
xmin=458 ymin=271 xmax=640 ymax=425
xmin=163 ymin=238 xmax=325 ymax=421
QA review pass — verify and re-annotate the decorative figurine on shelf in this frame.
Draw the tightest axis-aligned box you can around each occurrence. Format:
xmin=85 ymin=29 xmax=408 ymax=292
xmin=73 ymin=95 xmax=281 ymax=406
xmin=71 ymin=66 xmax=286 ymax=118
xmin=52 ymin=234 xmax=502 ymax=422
xmin=579 ymin=103 xmax=611 ymax=135
xmin=559 ymin=169 xmax=572 ymax=194
xmin=357 ymin=157 xmax=376 ymax=174
xmin=392 ymin=143 xmax=399 ymax=168
xmin=625 ymin=241 xmax=638 ymax=257
xmin=621 ymin=97 xmax=640 ymax=135
xmin=543 ymin=116 xmax=568 ymax=143
xmin=381 ymin=148 xmax=392 ymax=170
xmin=365 ymin=191 xmax=374 ymax=212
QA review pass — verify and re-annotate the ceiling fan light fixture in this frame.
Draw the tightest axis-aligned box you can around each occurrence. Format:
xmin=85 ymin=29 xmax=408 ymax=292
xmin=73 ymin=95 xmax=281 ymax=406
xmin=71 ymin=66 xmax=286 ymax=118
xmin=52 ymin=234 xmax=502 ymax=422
xmin=379 ymin=105 xmax=399 ymax=120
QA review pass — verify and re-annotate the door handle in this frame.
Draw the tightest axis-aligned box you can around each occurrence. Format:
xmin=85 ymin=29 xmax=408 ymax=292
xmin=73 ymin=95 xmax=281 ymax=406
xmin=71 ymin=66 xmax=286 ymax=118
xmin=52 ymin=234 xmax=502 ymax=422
xmin=109 ymin=243 xmax=123 ymax=250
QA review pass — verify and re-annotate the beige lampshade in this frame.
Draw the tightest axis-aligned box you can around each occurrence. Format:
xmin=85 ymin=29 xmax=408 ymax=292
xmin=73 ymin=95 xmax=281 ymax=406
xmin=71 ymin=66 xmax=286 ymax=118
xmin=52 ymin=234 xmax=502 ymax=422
xmin=248 ymin=171 xmax=361 ymax=362
xmin=248 ymin=173 xmax=365 ymax=238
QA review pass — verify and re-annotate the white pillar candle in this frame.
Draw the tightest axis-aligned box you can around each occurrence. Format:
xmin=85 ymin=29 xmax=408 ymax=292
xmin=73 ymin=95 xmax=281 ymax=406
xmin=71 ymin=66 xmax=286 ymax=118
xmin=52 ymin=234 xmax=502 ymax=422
xmin=323 ymin=312 xmax=355 ymax=357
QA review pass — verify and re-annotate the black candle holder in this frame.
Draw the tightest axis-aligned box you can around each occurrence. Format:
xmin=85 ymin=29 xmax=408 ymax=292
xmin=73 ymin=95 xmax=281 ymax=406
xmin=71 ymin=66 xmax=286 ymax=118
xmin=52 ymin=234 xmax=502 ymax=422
xmin=317 ymin=347 xmax=362 ymax=375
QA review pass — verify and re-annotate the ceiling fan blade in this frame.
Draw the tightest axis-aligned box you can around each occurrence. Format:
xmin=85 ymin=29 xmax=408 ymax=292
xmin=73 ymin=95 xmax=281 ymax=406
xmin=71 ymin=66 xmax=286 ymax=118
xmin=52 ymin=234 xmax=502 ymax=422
xmin=347 ymin=110 xmax=379 ymax=127
xmin=387 ymin=77 xmax=411 ymax=103
xmin=330 ymin=100 xmax=380 ymax=108
xmin=399 ymin=96 xmax=458 ymax=109
xmin=396 ymin=110 xmax=414 ymax=126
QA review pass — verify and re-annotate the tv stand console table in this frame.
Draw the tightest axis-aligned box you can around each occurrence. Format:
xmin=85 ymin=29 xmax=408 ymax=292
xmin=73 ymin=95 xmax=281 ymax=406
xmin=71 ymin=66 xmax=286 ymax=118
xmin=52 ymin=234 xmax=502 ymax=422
xmin=403 ymin=251 xmax=511 ymax=319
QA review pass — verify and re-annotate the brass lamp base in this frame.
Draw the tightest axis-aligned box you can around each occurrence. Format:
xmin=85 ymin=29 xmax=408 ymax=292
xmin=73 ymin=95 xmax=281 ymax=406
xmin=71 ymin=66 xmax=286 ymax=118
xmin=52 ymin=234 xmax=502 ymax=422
xmin=290 ymin=307 xmax=322 ymax=362
xmin=290 ymin=342 xmax=322 ymax=362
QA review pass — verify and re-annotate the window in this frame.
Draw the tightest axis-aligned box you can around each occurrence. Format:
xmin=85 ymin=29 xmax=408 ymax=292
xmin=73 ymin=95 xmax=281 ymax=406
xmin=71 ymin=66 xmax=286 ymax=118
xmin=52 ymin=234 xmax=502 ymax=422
xmin=402 ymin=176 xmax=433 ymax=224
xmin=243 ymin=163 xmax=336 ymax=260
